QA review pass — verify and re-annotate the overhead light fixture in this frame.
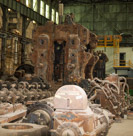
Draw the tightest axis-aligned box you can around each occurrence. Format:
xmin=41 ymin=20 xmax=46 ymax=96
xmin=8 ymin=8 xmax=11 ymax=12
xmin=120 ymin=33 xmax=132 ymax=37
xmin=33 ymin=20 xmax=36 ymax=24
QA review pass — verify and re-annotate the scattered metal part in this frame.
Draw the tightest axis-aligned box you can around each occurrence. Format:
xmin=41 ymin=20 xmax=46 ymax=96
xmin=0 ymin=103 xmax=26 ymax=124
xmin=88 ymin=74 xmax=130 ymax=117
xmin=0 ymin=123 xmax=48 ymax=136
xmin=24 ymin=97 xmax=54 ymax=129
xmin=0 ymin=80 xmax=53 ymax=104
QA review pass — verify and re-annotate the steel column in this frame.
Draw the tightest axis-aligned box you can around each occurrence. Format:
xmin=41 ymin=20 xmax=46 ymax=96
xmin=1 ymin=6 xmax=8 ymax=75
xmin=21 ymin=16 xmax=27 ymax=64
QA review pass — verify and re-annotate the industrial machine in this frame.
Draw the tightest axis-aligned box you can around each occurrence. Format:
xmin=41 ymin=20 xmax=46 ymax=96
xmin=0 ymin=85 xmax=114 ymax=136
xmin=88 ymin=74 xmax=130 ymax=117
xmin=30 ymin=20 xmax=99 ymax=84
xmin=52 ymin=85 xmax=114 ymax=136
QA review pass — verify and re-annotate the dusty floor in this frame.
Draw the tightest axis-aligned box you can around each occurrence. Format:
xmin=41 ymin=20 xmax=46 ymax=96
xmin=107 ymin=119 xmax=133 ymax=136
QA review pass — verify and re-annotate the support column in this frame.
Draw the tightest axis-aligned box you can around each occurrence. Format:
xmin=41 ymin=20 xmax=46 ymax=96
xmin=49 ymin=0 xmax=52 ymax=20
xmin=21 ymin=16 xmax=30 ymax=64
xmin=21 ymin=16 xmax=26 ymax=64
xmin=1 ymin=6 xmax=8 ymax=75
xmin=37 ymin=0 xmax=40 ymax=13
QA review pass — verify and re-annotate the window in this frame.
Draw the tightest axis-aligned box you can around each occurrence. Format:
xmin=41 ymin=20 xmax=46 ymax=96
xmin=40 ymin=0 xmax=45 ymax=16
xmin=33 ymin=0 xmax=37 ymax=12
xmin=26 ymin=0 xmax=30 ymax=7
xmin=46 ymin=4 xmax=50 ymax=19
xmin=20 ymin=0 xmax=25 ymax=4
xmin=56 ymin=12 xmax=59 ymax=24
xmin=120 ymin=53 xmax=126 ymax=66
xmin=52 ymin=9 xmax=55 ymax=22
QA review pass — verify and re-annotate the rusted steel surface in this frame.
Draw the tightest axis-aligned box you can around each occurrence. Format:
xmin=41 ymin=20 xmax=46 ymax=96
xmin=0 ymin=103 xmax=23 ymax=115
xmin=31 ymin=21 xmax=99 ymax=84
xmin=85 ymin=54 xmax=99 ymax=79
xmin=88 ymin=74 xmax=130 ymax=117
xmin=52 ymin=85 xmax=114 ymax=136
xmin=23 ymin=97 xmax=54 ymax=128
xmin=93 ymin=51 xmax=109 ymax=79
xmin=0 ymin=103 xmax=26 ymax=124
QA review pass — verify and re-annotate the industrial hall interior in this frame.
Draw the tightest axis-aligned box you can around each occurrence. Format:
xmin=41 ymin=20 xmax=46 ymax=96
xmin=0 ymin=0 xmax=133 ymax=136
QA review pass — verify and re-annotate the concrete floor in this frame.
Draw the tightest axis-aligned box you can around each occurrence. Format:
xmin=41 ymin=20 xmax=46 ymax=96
xmin=107 ymin=119 xmax=133 ymax=136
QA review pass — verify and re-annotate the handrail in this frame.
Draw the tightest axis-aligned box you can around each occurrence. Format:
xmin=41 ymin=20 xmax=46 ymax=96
xmin=97 ymin=35 xmax=122 ymax=47
xmin=114 ymin=60 xmax=133 ymax=69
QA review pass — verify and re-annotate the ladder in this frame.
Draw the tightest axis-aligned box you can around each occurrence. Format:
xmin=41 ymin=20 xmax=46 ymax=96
xmin=113 ymin=36 xmax=120 ymax=67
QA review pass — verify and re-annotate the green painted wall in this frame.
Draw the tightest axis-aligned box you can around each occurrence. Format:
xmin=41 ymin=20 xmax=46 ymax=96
xmin=64 ymin=2 xmax=133 ymax=44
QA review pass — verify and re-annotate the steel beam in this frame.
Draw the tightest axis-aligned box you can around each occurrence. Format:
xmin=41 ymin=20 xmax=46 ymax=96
xmin=0 ymin=0 xmax=48 ymax=25
xmin=0 ymin=30 xmax=32 ymax=43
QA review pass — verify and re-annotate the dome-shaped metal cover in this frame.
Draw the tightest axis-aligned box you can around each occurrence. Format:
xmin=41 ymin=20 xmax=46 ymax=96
xmin=54 ymin=85 xmax=88 ymax=110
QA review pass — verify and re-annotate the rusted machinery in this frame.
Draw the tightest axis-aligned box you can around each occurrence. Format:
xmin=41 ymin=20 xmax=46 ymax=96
xmin=0 ymin=80 xmax=54 ymax=104
xmin=88 ymin=74 xmax=130 ymax=117
xmin=31 ymin=21 xmax=99 ymax=84
xmin=24 ymin=97 xmax=54 ymax=129
xmin=93 ymin=51 xmax=109 ymax=79
xmin=0 ymin=18 xmax=129 ymax=121
xmin=52 ymin=85 xmax=114 ymax=136
xmin=24 ymin=85 xmax=114 ymax=136
xmin=0 ymin=14 xmax=131 ymax=136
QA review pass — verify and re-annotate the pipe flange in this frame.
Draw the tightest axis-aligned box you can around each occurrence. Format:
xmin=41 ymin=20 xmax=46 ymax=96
xmin=56 ymin=122 xmax=82 ymax=136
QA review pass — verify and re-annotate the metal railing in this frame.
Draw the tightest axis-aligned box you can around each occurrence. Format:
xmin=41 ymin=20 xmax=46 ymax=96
xmin=114 ymin=60 xmax=133 ymax=69
xmin=97 ymin=35 xmax=122 ymax=47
